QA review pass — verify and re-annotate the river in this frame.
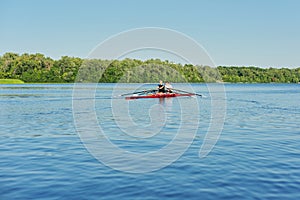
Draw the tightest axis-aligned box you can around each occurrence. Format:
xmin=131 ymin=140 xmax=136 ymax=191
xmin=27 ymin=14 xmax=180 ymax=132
xmin=0 ymin=83 xmax=299 ymax=199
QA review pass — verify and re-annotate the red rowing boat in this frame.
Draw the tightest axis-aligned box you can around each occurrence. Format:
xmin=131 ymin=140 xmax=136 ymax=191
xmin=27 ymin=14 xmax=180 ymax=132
xmin=125 ymin=93 xmax=194 ymax=100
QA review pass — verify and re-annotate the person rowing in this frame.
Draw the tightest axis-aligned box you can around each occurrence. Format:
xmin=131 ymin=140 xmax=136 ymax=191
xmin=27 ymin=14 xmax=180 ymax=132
xmin=165 ymin=81 xmax=173 ymax=93
xmin=157 ymin=80 xmax=165 ymax=93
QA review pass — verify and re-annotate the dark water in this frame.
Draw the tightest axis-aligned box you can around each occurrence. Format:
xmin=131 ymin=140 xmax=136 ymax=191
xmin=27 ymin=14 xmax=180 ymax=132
xmin=0 ymin=84 xmax=299 ymax=200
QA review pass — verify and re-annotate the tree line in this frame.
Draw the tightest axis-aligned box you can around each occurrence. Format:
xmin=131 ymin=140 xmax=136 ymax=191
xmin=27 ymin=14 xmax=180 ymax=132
xmin=0 ymin=52 xmax=299 ymax=83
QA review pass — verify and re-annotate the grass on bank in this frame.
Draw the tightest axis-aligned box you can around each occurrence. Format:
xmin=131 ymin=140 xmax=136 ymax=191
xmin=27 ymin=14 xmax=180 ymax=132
xmin=0 ymin=79 xmax=25 ymax=84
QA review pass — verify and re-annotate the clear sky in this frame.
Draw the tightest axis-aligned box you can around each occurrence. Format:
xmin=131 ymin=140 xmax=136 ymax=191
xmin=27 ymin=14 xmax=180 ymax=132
xmin=1 ymin=0 xmax=299 ymax=68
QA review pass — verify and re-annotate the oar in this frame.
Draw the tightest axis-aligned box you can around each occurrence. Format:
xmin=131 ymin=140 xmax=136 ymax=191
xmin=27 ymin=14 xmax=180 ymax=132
xmin=172 ymin=88 xmax=204 ymax=97
xmin=120 ymin=89 xmax=157 ymax=96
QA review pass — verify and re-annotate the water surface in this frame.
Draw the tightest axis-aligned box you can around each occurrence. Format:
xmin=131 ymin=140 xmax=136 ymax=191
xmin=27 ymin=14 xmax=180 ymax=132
xmin=0 ymin=84 xmax=299 ymax=199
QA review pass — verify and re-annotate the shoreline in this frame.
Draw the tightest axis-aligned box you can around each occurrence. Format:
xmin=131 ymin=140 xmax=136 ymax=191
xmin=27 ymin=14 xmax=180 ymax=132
xmin=0 ymin=80 xmax=299 ymax=85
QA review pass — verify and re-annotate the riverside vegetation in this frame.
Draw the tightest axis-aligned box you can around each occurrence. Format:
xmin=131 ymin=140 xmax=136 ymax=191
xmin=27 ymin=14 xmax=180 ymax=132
xmin=0 ymin=52 xmax=299 ymax=83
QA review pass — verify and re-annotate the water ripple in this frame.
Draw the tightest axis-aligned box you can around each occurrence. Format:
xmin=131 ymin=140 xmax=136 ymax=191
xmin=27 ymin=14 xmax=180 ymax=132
xmin=0 ymin=84 xmax=299 ymax=199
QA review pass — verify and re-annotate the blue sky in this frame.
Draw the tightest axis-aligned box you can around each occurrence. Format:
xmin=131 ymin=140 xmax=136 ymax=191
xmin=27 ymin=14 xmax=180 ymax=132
xmin=1 ymin=0 xmax=299 ymax=68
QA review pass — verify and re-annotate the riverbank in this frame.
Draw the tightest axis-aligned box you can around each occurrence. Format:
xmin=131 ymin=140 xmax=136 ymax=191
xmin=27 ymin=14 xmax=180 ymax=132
xmin=0 ymin=79 xmax=24 ymax=84
xmin=1 ymin=53 xmax=300 ymax=84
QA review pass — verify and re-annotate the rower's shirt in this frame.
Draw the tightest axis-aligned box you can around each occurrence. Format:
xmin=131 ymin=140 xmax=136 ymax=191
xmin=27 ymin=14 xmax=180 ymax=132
xmin=165 ymin=85 xmax=173 ymax=93
xmin=165 ymin=84 xmax=172 ymax=89
xmin=158 ymin=84 xmax=165 ymax=93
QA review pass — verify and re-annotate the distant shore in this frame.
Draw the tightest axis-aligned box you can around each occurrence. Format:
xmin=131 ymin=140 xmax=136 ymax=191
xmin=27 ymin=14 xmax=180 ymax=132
xmin=0 ymin=79 xmax=24 ymax=84
xmin=1 ymin=79 xmax=299 ymax=85
xmin=1 ymin=52 xmax=299 ymax=83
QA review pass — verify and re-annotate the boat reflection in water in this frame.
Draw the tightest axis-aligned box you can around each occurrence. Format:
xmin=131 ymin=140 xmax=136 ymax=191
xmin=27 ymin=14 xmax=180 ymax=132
xmin=158 ymin=96 xmax=173 ymax=110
